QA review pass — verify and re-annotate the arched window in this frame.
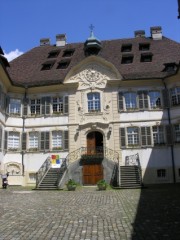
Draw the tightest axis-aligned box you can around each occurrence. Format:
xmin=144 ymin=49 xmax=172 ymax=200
xmin=87 ymin=92 xmax=101 ymax=112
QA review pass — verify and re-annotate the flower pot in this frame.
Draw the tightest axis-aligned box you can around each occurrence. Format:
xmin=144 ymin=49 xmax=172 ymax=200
xmin=67 ymin=185 xmax=76 ymax=191
xmin=97 ymin=184 xmax=107 ymax=190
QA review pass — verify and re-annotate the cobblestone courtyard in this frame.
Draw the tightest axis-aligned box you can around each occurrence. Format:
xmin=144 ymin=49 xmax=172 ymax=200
xmin=0 ymin=184 xmax=180 ymax=240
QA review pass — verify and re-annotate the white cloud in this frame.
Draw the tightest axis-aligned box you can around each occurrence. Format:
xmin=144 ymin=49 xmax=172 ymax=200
xmin=4 ymin=49 xmax=23 ymax=62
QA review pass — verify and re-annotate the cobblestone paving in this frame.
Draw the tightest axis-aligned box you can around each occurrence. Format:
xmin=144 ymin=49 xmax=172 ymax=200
xmin=0 ymin=184 xmax=180 ymax=240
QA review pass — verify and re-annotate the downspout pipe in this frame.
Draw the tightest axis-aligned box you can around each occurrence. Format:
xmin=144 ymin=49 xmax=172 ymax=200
xmin=162 ymin=78 xmax=176 ymax=183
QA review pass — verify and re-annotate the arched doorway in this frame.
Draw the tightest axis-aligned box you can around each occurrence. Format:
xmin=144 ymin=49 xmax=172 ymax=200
xmin=82 ymin=131 xmax=104 ymax=185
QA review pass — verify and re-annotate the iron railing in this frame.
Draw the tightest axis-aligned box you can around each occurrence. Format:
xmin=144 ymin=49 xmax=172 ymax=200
xmin=36 ymin=156 xmax=51 ymax=187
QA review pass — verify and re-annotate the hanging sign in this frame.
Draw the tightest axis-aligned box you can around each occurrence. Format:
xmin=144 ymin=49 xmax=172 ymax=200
xmin=51 ymin=155 xmax=61 ymax=168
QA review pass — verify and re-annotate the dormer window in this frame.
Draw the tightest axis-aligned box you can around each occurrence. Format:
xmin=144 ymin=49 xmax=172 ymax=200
xmin=41 ymin=61 xmax=55 ymax=70
xmin=62 ymin=49 xmax=75 ymax=57
xmin=163 ymin=63 xmax=177 ymax=72
xmin=121 ymin=44 xmax=132 ymax=52
xmin=57 ymin=60 xmax=70 ymax=69
xmin=139 ymin=43 xmax=150 ymax=51
xmin=48 ymin=50 xmax=60 ymax=58
xmin=121 ymin=54 xmax=134 ymax=64
xmin=141 ymin=53 xmax=153 ymax=62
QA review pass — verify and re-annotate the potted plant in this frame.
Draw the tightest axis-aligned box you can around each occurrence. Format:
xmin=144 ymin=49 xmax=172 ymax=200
xmin=97 ymin=179 xmax=107 ymax=190
xmin=66 ymin=179 xmax=77 ymax=191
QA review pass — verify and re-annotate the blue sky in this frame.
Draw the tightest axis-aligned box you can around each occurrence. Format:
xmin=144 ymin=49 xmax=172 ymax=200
xmin=0 ymin=0 xmax=179 ymax=61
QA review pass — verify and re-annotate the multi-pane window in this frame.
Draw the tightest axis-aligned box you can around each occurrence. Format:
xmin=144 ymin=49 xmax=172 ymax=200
xmin=124 ymin=92 xmax=137 ymax=110
xmin=9 ymin=99 xmax=21 ymax=115
xmin=87 ymin=92 xmax=101 ymax=112
xmin=52 ymin=131 xmax=63 ymax=150
xmin=29 ymin=132 xmax=39 ymax=150
xmin=127 ymin=127 xmax=139 ymax=145
xmin=119 ymin=90 xmax=162 ymax=111
xmin=149 ymin=91 xmax=161 ymax=109
xmin=171 ymin=87 xmax=180 ymax=106
xmin=152 ymin=126 xmax=165 ymax=145
xmin=53 ymin=97 xmax=63 ymax=113
xmin=157 ymin=169 xmax=166 ymax=178
xmin=30 ymin=99 xmax=41 ymax=115
xmin=174 ymin=124 xmax=180 ymax=143
xmin=8 ymin=132 xmax=20 ymax=150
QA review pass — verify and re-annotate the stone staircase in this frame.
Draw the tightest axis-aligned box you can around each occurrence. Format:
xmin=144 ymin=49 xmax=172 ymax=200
xmin=36 ymin=168 xmax=59 ymax=190
xmin=120 ymin=165 xmax=142 ymax=188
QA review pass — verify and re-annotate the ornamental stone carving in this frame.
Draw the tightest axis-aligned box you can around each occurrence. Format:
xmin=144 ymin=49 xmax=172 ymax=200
xmin=5 ymin=162 xmax=21 ymax=175
xmin=69 ymin=63 xmax=116 ymax=89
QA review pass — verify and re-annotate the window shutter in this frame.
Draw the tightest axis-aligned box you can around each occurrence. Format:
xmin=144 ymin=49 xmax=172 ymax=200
xmin=40 ymin=132 xmax=49 ymax=150
xmin=45 ymin=132 xmax=50 ymax=150
xmin=45 ymin=97 xmax=51 ymax=115
xmin=40 ymin=132 xmax=45 ymax=150
xmin=144 ymin=91 xmax=149 ymax=109
xmin=120 ymin=128 xmax=126 ymax=147
xmin=63 ymin=130 xmax=69 ymax=150
xmin=22 ymin=132 xmax=27 ymax=151
xmin=0 ymin=127 xmax=2 ymax=150
xmin=5 ymin=96 xmax=10 ymax=114
xmin=41 ymin=97 xmax=46 ymax=115
xmin=166 ymin=125 xmax=173 ymax=145
xmin=118 ymin=92 xmax=124 ymax=111
xmin=4 ymin=131 xmax=8 ymax=150
xmin=64 ymin=96 xmax=69 ymax=114
xmin=23 ymin=98 xmax=29 ymax=116
xmin=141 ymin=126 xmax=151 ymax=147
xmin=1 ymin=93 xmax=6 ymax=112
xmin=162 ymin=89 xmax=170 ymax=108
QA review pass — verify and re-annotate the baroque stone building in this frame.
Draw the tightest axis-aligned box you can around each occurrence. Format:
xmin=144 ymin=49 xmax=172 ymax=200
xmin=0 ymin=27 xmax=180 ymax=187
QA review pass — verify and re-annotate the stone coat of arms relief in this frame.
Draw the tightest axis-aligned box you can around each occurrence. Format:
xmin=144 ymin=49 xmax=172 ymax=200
xmin=71 ymin=63 xmax=116 ymax=123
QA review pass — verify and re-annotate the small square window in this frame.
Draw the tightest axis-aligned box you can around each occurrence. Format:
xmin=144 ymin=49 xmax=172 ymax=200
xmin=57 ymin=60 xmax=70 ymax=69
xmin=62 ymin=49 xmax=75 ymax=57
xmin=141 ymin=53 xmax=153 ymax=62
xmin=121 ymin=55 xmax=134 ymax=64
xmin=48 ymin=50 xmax=60 ymax=58
xmin=139 ymin=43 xmax=150 ymax=51
xmin=157 ymin=169 xmax=166 ymax=178
xmin=121 ymin=44 xmax=132 ymax=52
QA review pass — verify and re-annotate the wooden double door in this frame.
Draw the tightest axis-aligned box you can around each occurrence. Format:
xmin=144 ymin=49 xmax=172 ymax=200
xmin=82 ymin=131 xmax=104 ymax=185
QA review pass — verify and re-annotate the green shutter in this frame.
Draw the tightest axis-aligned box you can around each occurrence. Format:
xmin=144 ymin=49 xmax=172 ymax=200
xmin=4 ymin=131 xmax=8 ymax=150
xmin=45 ymin=132 xmax=50 ymax=150
xmin=41 ymin=97 xmax=46 ymax=115
xmin=141 ymin=126 xmax=151 ymax=147
xmin=6 ymin=96 xmax=10 ymax=114
xmin=23 ymin=98 xmax=29 ymax=116
xmin=64 ymin=96 xmax=69 ymax=114
xmin=22 ymin=132 xmax=27 ymax=151
xmin=120 ymin=128 xmax=126 ymax=147
xmin=63 ymin=130 xmax=69 ymax=150
xmin=40 ymin=132 xmax=45 ymax=150
xmin=162 ymin=89 xmax=170 ymax=108
xmin=0 ymin=127 xmax=2 ymax=150
xmin=118 ymin=92 xmax=124 ymax=111
xmin=166 ymin=125 xmax=173 ymax=145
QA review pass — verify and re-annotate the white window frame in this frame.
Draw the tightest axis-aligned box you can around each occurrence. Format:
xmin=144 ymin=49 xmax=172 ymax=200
xmin=30 ymin=99 xmax=41 ymax=115
xmin=7 ymin=132 xmax=20 ymax=151
xmin=29 ymin=132 xmax=39 ymax=150
xmin=149 ymin=91 xmax=161 ymax=109
xmin=52 ymin=130 xmax=63 ymax=150
xmin=152 ymin=126 xmax=165 ymax=145
xmin=127 ymin=127 xmax=139 ymax=146
xmin=9 ymin=98 xmax=21 ymax=116
xmin=171 ymin=87 xmax=180 ymax=106
xmin=87 ymin=92 xmax=101 ymax=112
xmin=52 ymin=97 xmax=63 ymax=114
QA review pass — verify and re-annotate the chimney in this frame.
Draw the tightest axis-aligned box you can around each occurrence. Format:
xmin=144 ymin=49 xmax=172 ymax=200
xmin=134 ymin=30 xmax=145 ymax=38
xmin=56 ymin=34 xmax=66 ymax=47
xmin=150 ymin=26 xmax=162 ymax=40
xmin=40 ymin=38 xmax=50 ymax=46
